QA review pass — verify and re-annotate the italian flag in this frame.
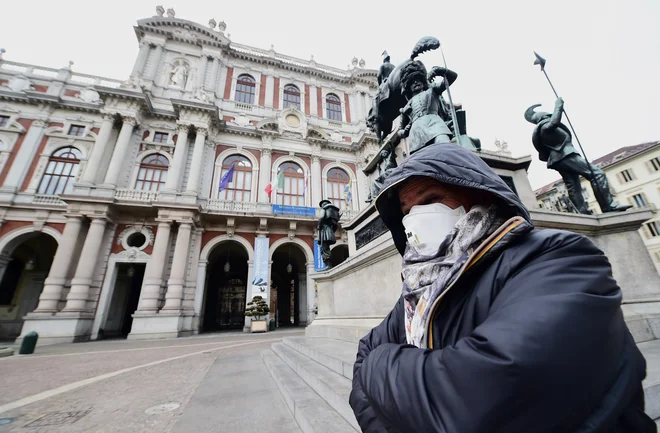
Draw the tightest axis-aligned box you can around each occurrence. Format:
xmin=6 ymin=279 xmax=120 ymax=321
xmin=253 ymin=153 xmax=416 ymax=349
xmin=265 ymin=170 xmax=285 ymax=202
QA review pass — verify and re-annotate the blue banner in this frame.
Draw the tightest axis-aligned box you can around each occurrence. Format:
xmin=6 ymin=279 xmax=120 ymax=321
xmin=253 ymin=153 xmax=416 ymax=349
xmin=272 ymin=204 xmax=317 ymax=217
xmin=251 ymin=237 xmax=270 ymax=300
xmin=314 ymin=240 xmax=328 ymax=272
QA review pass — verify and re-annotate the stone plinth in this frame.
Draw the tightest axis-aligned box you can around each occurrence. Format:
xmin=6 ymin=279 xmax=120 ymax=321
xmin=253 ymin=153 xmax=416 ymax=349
xmin=309 ymin=206 xmax=660 ymax=344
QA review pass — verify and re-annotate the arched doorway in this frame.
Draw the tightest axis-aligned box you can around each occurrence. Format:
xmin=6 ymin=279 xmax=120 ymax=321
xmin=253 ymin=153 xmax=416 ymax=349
xmin=271 ymin=243 xmax=307 ymax=327
xmin=0 ymin=232 xmax=58 ymax=339
xmin=331 ymin=244 xmax=349 ymax=267
xmin=202 ymin=241 xmax=249 ymax=332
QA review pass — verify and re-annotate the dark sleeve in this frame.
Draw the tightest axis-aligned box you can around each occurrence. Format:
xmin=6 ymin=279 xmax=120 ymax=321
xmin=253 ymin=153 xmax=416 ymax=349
xmin=349 ymin=297 xmax=406 ymax=433
xmin=357 ymin=233 xmax=626 ymax=433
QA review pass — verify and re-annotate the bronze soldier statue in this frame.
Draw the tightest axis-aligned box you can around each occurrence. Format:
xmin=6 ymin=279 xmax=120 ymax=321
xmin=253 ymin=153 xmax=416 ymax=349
xmin=317 ymin=200 xmax=340 ymax=267
xmin=525 ymin=98 xmax=632 ymax=214
xmin=377 ymin=51 xmax=395 ymax=85
xmin=397 ymin=61 xmax=457 ymax=154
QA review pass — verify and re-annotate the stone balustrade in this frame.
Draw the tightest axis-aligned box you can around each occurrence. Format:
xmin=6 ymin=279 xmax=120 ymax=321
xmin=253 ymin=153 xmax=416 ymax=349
xmin=234 ymin=102 xmax=253 ymax=112
xmin=114 ymin=188 xmax=159 ymax=202
xmin=32 ymin=194 xmax=66 ymax=206
xmin=205 ymin=199 xmax=259 ymax=213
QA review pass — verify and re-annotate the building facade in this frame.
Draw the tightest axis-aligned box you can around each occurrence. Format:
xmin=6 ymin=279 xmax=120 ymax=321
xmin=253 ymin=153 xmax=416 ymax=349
xmin=0 ymin=8 xmax=384 ymax=343
xmin=535 ymin=141 xmax=660 ymax=274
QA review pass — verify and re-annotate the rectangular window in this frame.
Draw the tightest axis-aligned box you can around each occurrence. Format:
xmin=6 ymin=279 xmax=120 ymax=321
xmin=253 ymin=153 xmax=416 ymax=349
xmin=0 ymin=116 xmax=9 ymax=128
xmin=68 ymin=124 xmax=85 ymax=136
xmin=619 ymin=169 xmax=634 ymax=183
xmin=647 ymin=221 xmax=660 ymax=238
xmin=650 ymin=157 xmax=660 ymax=172
xmin=153 ymin=132 xmax=168 ymax=143
xmin=632 ymin=193 xmax=647 ymax=208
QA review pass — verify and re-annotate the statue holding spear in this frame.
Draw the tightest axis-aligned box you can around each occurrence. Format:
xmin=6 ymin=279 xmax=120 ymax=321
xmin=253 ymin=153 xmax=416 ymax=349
xmin=526 ymin=52 xmax=631 ymax=214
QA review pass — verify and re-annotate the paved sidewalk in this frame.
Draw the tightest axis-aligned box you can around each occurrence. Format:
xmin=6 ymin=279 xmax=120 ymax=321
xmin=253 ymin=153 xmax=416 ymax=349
xmin=0 ymin=330 xmax=304 ymax=432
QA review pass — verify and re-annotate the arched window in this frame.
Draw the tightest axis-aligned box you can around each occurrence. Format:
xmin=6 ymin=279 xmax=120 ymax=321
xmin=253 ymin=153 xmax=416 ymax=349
xmin=283 ymin=85 xmax=301 ymax=110
xmin=235 ymin=74 xmax=256 ymax=104
xmin=38 ymin=147 xmax=82 ymax=195
xmin=218 ymin=154 xmax=252 ymax=202
xmin=135 ymin=154 xmax=169 ymax=192
xmin=277 ymin=162 xmax=305 ymax=206
xmin=327 ymin=167 xmax=350 ymax=208
xmin=326 ymin=94 xmax=342 ymax=121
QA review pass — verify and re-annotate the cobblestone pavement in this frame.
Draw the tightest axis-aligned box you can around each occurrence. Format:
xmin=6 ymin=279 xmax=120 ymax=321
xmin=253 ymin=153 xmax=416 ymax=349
xmin=0 ymin=330 xmax=304 ymax=433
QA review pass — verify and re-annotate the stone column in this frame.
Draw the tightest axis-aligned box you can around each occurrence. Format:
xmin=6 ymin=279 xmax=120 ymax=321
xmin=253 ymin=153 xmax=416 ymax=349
xmin=145 ymin=44 xmax=163 ymax=80
xmin=306 ymin=263 xmax=316 ymax=324
xmin=162 ymin=222 xmax=193 ymax=311
xmin=2 ymin=119 xmax=47 ymax=192
xmin=184 ymin=128 xmax=207 ymax=195
xmin=80 ymin=114 xmax=114 ymax=184
xmin=311 ymin=154 xmax=323 ymax=207
xmin=243 ymin=259 xmax=256 ymax=331
xmin=103 ymin=116 xmax=137 ymax=187
xmin=135 ymin=222 xmax=172 ymax=312
xmin=131 ymin=41 xmax=150 ymax=79
xmin=197 ymin=56 xmax=209 ymax=89
xmin=163 ymin=125 xmax=189 ymax=192
xmin=258 ymin=142 xmax=272 ymax=203
xmin=61 ymin=217 xmax=107 ymax=312
xmin=33 ymin=216 xmax=84 ymax=313
xmin=351 ymin=176 xmax=360 ymax=211
xmin=208 ymin=57 xmax=220 ymax=92
xmin=356 ymin=161 xmax=369 ymax=210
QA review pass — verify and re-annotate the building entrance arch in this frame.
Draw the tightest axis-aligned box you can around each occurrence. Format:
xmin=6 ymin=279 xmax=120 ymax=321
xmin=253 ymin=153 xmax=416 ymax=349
xmin=201 ymin=238 xmax=251 ymax=332
xmin=0 ymin=228 xmax=59 ymax=339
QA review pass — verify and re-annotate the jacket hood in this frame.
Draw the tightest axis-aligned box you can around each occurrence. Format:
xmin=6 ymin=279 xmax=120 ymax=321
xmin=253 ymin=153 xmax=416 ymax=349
xmin=374 ymin=143 xmax=533 ymax=255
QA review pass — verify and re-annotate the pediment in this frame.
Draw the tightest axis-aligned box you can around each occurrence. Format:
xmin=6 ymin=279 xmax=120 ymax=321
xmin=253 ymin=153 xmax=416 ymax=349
xmin=136 ymin=18 xmax=231 ymax=48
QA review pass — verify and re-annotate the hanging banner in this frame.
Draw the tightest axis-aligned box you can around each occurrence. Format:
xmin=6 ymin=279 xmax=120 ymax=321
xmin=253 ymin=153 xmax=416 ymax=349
xmin=314 ymin=240 xmax=328 ymax=272
xmin=272 ymin=204 xmax=317 ymax=217
xmin=251 ymin=237 xmax=270 ymax=300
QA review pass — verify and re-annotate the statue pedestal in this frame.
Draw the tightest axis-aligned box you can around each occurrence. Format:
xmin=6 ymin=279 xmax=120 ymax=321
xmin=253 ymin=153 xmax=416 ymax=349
xmin=309 ymin=206 xmax=660 ymax=344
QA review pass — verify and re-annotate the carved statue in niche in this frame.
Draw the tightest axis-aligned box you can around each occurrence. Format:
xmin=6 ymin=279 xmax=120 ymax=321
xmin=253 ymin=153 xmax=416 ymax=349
xmin=169 ymin=60 xmax=189 ymax=88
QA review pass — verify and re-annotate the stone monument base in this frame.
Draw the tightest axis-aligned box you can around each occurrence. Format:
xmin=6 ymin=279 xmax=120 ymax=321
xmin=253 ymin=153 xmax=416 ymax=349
xmin=309 ymin=206 xmax=660 ymax=344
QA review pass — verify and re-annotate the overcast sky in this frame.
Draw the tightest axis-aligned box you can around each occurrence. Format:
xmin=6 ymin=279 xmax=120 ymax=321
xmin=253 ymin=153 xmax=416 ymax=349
xmin=2 ymin=0 xmax=659 ymax=189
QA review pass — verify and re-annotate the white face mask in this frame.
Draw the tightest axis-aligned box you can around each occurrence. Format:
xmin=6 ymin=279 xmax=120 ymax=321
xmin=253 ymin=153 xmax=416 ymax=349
xmin=402 ymin=203 xmax=466 ymax=256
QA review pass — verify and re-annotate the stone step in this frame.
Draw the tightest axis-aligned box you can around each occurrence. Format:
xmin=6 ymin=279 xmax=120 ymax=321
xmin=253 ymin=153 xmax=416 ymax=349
xmin=262 ymin=349 xmax=357 ymax=433
xmin=305 ymin=322 xmax=375 ymax=344
xmin=283 ymin=337 xmax=357 ymax=380
xmin=640 ymin=339 xmax=660 ymax=420
xmin=273 ymin=342 xmax=359 ymax=431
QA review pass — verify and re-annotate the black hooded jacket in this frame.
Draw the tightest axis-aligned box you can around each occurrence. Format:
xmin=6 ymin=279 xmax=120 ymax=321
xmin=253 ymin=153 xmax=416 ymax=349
xmin=349 ymin=143 xmax=654 ymax=433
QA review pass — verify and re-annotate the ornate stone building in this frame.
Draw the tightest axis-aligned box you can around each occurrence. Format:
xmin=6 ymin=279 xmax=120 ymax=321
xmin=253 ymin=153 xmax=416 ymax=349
xmin=0 ymin=8 xmax=381 ymax=343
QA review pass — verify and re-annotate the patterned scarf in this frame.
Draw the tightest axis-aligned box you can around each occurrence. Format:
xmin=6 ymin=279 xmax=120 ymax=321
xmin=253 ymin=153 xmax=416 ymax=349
xmin=401 ymin=204 xmax=502 ymax=348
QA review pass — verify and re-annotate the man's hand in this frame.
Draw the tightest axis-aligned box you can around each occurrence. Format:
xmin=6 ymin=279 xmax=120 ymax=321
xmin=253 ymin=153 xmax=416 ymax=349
xmin=428 ymin=66 xmax=446 ymax=82
xmin=555 ymin=97 xmax=564 ymax=109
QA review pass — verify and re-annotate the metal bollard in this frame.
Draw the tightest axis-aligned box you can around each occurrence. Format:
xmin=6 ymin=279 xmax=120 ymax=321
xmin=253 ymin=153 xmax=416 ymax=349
xmin=19 ymin=331 xmax=38 ymax=355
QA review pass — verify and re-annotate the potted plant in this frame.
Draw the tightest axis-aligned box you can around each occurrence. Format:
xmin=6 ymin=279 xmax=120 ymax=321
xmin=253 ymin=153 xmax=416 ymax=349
xmin=245 ymin=295 xmax=270 ymax=333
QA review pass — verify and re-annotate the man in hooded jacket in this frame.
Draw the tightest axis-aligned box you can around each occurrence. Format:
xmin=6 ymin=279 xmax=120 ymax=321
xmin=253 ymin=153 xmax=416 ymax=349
xmin=349 ymin=143 xmax=655 ymax=433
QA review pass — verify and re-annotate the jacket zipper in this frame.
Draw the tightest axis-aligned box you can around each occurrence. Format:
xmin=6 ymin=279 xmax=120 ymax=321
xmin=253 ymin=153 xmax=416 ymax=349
xmin=426 ymin=217 xmax=525 ymax=349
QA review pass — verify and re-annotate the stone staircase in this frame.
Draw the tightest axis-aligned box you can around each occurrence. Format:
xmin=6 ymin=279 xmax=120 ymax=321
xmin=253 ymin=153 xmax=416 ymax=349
xmin=262 ymin=336 xmax=359 ymax=433
xmin=264 ymin=333 xmax=660 ymax=432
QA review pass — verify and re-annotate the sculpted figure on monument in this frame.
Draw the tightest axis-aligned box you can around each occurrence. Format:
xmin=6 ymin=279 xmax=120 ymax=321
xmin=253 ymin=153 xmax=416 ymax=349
xmin=397 ymin=62 xmax=456 ymax=154
xmin=169 ymin=61 xmax=189 ymax=87
xmin=317 ymin=200 xmax=340 ymax=267
xmin=525 ymin=98 xmax=632 ymax=214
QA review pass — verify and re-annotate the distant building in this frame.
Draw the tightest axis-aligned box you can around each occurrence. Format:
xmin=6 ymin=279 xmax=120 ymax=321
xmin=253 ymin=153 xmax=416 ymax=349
xmin=535 ymin=141 xmax=660 ymax=274
xmin=0 ymin=8 xmax=381 ymax=342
